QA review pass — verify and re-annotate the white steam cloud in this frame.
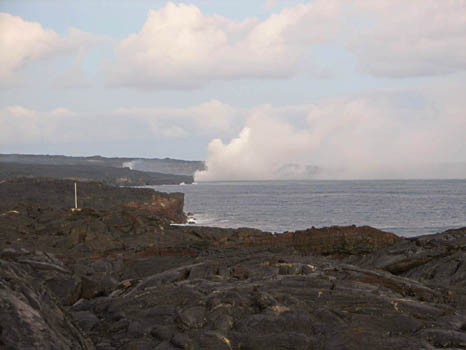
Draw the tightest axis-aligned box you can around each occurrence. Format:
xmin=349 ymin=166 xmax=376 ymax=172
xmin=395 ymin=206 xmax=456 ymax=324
xmin=122 ymin=160 xmax=139 ymax=170
xmin=195 ymin=111 xmax=315 ymax=181
xmin=195 ymin=88 xmax=466 ymax=181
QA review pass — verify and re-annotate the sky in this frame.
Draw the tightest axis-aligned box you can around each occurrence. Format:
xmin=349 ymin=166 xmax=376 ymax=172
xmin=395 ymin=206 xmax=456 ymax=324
xmin=0 ymin=0 xmax=465 ymax=180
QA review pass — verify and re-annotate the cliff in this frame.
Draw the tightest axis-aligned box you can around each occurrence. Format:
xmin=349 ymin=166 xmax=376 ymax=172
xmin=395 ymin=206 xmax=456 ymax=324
xmin=0 ymin=177 xmax=186 ymax=223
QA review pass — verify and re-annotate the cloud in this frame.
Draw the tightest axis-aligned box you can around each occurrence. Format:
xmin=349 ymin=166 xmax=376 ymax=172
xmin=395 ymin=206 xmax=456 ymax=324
xmin=0 ymin=100 xmax=238 ymax=146
xmin=195 ymin=88 xmax=466 ymax=181
xmin=0 ymin=13 xmax=107 ymax=83
xmin=2 ymin=1 xmax=465 ymax=89
xmin=104 ymin=1 xmax=342 ymax=89
xmin=195 ymin=109 xmax=315 ymax=181
xmin=349 ymin=0 xmax=466 ymax=77
xmin=103 ymin=0 xmax=466 ymax=89
xmin=0 ymin=106 xmax=43 ymax=144
xmin=2 ymin=87 xmax=465 ymax=179
xmin=114 ymin=99 xmax=239 ymax=137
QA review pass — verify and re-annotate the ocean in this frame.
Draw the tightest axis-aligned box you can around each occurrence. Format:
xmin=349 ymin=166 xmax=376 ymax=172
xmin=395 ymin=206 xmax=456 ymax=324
xmin=149 ymin=179 xmax=466 ymax=237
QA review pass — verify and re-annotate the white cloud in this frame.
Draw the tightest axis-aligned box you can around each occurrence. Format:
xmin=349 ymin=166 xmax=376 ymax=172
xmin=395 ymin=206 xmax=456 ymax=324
xmin=2 ymin=87 xmax=465 ymax=180
xmin=0 ymin=13 xmax=57 ymax=80
xmin=0 ymin=100 xmax=238 ymax=146
xmin=349 ymin=0 xmax=466 ymax=77
xmin=2 ymin=1 xmax=465 ymax=89
xmin=195 ymin=112 xmax=315 ymax=181
xmin=115 ymin=99 xmax=239 ymax=137
xmin=195 ymin=88 xmax=466 ymax=181
xmin=0 ymin=13 xmax=107 ymax=82
xmin=104 ymin=1 xmax=341 ymax=89
xmin=104 ymin=0 xmax=466 ymax=89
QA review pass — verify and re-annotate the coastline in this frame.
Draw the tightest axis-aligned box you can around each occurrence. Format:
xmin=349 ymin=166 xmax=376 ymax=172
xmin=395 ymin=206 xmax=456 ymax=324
xmin=149 ymin=179 xmax=466 ymax=237
xmin=1 ymin=178 xmax=466 ymax=349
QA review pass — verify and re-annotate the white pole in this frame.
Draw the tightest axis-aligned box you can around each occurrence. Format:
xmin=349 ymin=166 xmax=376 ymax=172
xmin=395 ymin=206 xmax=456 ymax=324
xmin=74 ymin=182 xmax=78 ymax=209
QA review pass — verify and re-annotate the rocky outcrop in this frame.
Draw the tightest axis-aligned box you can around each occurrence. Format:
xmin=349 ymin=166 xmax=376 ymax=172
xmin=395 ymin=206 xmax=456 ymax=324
xmin=282 ymin=225 xmax=402 ymax=255
xmin=2 ymin=178 xmax=466 ymax=349
xmin=0 ymin=178 xmax=186 ymax=223
xmin=346 ymin=227 xmax=466 ymax=308
xmin=0 ymin=251 xmax=95 ymax=349
xmin=0 ymin=200 xmax=399 ymax=261
xmin=0 ymin=205 xmax=180 ymax=258
xmin=125 ymin=192 xmax=186 ymax=224
xmin=167 ymin=225 xmax=401 ymax=256
xmin=3 ymin=242 xmax=466 ymax=350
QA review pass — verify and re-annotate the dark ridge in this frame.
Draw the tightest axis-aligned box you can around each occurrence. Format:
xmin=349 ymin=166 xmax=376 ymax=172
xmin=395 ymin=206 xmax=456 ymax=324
xmin=0 ymin=153 xmax=205 ymax=176
xmin=0 ymin=161 xmax=193 ymax=186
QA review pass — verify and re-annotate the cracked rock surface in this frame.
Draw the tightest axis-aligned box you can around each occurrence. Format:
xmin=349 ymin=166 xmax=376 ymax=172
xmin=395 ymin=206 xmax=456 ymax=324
xmin=1 ymin=178 xmax=466 ymax=349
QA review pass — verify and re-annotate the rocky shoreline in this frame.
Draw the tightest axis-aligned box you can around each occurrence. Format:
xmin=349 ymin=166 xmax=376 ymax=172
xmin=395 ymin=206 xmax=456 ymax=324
xmin=1 ymin=178 xmax=466 ymax=349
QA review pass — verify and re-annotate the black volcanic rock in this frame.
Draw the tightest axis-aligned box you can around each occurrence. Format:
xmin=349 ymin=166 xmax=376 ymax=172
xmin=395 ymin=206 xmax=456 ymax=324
xmin=0 ymin=177 xmax=186 ymax=223
xmin=3 ymin=245 xmax=466 ymax=349
xmin=2 ymin=177 xmax=466 ymax=349
xmin=345 ymin=227 xmax=466 ymax=310
xmin=0 ymin=251 xmax=95 ymax=349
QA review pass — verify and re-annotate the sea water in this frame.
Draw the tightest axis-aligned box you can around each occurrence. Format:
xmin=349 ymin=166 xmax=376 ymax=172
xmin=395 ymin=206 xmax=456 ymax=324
xmin=149 ymin=180 xmax=466 ymax=237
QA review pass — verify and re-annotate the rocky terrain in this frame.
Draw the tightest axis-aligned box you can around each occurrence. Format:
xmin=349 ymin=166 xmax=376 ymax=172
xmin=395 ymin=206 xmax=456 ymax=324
xmin=1 ymin=178 xmax=466 ymax=349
